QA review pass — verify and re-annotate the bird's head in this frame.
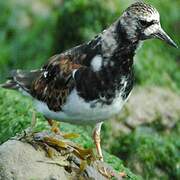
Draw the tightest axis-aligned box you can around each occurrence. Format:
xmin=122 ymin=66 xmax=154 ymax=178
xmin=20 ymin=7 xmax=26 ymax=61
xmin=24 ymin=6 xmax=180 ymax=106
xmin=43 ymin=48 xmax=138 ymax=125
xmin=120 ymin=2 xmax=178 ymax=48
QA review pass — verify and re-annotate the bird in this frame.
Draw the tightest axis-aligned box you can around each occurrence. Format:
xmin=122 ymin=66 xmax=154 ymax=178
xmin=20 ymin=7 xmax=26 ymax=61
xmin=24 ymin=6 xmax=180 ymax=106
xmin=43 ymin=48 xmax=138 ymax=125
xmin=0 ymin=2 xmax=178 ymax=162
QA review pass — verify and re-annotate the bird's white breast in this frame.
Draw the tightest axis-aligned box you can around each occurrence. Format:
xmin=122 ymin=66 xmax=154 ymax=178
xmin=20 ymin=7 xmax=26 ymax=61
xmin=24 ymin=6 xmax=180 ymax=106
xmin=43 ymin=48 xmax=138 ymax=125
xmin=35 ymin=88 xmax=129 ymax=124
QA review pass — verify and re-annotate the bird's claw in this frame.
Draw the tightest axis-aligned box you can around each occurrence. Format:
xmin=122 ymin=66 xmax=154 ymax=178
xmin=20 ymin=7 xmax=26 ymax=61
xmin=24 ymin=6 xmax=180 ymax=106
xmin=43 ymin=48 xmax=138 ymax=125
xmin=49 ymin=120 xmax=80 ymax=139
xmin=98 ymin=166 xmax=113 ymax=179
xmin=33 ymin=132 xmax=95 ymax=163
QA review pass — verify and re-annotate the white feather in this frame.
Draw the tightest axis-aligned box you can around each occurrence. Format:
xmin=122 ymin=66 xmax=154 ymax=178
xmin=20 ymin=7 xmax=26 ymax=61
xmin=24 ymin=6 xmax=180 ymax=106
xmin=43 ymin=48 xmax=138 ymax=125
xmin=91 ymin=55 xmax=103 ymax=72
xmin=72 ymin=69 xmax=78 ymax=79
xmin=43 ymin=71 xmax=48 ymax=78
xmin=35 ymin=78 xmax=130 ymax=124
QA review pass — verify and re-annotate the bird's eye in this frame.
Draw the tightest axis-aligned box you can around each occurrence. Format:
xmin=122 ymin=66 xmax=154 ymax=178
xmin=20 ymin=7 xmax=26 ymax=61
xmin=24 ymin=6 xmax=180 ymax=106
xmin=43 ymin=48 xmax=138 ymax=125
xmin=139 ymin=20 xmax=154 ymax=27
xmin=139 ymin=20 xmax=148 ymax=27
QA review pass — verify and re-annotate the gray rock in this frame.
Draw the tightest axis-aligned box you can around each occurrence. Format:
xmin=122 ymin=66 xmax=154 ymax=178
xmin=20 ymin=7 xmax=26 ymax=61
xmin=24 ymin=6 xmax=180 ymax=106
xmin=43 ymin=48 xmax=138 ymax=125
xmin=0 ymin=140 xmax=69 ymax=180
xmin=0 ymin=139 xmax=123 ymax=180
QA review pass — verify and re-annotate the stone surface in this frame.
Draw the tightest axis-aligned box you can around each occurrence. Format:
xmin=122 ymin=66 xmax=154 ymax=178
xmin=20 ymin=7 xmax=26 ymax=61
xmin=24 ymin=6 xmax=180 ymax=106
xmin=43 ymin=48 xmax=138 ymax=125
xmin=0 ymin=140 xmax=68 ymax=180
xmin=0 ymin=139 xmax=124 ymax=180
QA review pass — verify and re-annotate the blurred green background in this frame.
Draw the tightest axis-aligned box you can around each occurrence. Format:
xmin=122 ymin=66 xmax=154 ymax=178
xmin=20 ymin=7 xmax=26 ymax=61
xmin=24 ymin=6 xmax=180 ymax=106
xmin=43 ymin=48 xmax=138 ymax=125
xmin=0 ymin=0 xmax=179 ymax=179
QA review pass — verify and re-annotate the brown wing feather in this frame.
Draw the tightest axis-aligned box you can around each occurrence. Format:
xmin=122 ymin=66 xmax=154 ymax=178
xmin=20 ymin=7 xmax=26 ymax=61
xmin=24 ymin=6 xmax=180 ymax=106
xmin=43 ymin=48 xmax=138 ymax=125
xmin=31 ymin=54 xmax=83 ymax=111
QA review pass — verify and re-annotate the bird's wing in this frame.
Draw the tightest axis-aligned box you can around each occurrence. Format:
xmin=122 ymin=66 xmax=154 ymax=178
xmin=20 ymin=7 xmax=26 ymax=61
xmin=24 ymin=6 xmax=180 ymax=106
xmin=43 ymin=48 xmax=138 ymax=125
xmin=31 ymin=54 xmax=84 ymax=111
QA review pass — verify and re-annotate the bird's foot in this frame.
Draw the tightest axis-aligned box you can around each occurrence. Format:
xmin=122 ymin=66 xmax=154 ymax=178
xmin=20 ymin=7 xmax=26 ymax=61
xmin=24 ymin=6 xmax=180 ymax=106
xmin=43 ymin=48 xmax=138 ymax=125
xmin=33 ymin=131 xmax=94 ymax=162
xmin=47 ymin=119 xmax=80 ymax=139
xmin=98 ymin=166 xmax=112 ymax=178
xmin=95 ymin=162 xmax=115 ymax=179
xmin=98 ymin=167 xmax=127 ymax=179
xmin=96 ymin=154 xmax=104 ymax=161
xmin=50 ymin=121 xmax=61 ymax=134
xmin=51 ymin=124 xmax=80 ymax=139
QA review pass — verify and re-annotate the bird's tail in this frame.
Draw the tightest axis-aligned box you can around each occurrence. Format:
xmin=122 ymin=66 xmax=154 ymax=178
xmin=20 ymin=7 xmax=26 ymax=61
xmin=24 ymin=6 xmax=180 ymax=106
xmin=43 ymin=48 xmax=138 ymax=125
xmin=0 ymin=69 xmax=41 ymax=95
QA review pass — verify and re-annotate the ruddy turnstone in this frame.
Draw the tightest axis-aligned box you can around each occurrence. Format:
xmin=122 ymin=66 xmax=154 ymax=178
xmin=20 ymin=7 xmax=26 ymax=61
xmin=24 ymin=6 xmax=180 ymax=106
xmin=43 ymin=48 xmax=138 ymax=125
xmin=1 ymin=2 xmax=177 ymax=161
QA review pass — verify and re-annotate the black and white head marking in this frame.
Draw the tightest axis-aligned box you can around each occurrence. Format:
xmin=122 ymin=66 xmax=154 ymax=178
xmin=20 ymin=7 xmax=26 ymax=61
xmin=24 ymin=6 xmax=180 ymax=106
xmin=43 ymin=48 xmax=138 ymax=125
xmin=119 ymin=2 xmax=160 ymax=41
xmin=118 ymin=2 xmax=177 ymax=48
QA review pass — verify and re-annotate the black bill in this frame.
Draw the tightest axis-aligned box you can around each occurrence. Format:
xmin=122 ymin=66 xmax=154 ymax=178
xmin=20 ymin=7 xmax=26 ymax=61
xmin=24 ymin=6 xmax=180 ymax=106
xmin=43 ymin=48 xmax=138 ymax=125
xmin=155 ymin=27 xmax=178 ymax=48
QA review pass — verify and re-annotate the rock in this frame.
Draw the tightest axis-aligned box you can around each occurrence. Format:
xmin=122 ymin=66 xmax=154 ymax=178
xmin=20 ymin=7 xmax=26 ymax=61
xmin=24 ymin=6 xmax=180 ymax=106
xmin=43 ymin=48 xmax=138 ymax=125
xmin=0 ymin=140 xmax=68 ymax=180
xmin=0 ymin=137 xmax=123 ymax=180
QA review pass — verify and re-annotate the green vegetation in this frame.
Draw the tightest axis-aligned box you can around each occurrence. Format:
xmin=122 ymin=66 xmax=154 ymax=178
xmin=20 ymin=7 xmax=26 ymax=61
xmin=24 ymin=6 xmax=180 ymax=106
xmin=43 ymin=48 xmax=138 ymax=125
xmin=0 ymin=0 xmax=179 ymax=179
xmin=110 ymin=125 xmax=180 ymax=180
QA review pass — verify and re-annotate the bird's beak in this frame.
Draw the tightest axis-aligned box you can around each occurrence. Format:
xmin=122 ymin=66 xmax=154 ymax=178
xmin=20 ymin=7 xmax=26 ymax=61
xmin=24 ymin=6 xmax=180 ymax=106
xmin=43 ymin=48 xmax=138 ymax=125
xmin=154 ymin=26 xmax=178 ymax=48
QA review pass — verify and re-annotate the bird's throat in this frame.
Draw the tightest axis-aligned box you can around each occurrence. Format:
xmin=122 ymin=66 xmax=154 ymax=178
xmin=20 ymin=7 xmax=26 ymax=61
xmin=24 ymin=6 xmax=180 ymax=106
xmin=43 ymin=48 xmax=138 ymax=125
xmin=101 ymin=20 xmax=139 ymax=74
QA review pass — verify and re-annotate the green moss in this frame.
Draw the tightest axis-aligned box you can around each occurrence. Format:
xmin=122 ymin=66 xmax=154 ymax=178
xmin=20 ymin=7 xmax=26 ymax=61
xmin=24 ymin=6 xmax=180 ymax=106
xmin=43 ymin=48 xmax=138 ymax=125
xmin=110 ymin=126 xmax=180 ymax=180
xmin=0 ymin=89 xmax=47 ymax=143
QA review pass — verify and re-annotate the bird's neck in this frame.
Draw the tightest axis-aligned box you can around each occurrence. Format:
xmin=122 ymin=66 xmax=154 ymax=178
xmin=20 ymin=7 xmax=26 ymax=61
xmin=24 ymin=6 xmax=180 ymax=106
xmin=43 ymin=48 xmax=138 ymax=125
xmin=100 ymin=20 xmax=140 ymax=74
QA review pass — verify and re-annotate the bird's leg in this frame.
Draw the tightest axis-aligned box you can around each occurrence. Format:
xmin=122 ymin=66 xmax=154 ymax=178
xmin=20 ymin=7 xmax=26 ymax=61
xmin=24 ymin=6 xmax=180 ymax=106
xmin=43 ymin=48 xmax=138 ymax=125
xmin=46 ymin=117 xmax=79 ymax=139
xmin=47 ymin=118 xmax=61 ymax=134
xmin=93 ymin=122 xmax=114 ymax=178
xmin=93 ymin=122 xmax=103 ymax=161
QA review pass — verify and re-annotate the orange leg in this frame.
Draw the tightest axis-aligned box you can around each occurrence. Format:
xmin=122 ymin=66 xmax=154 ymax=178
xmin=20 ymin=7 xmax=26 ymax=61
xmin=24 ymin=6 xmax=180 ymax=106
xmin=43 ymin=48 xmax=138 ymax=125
xmin=93 ymin=122 xmax=113 ymax=177
xmin=93 ymin=122 xmax=103 ymax=161
xmin=47 ymin=118 xmax=61 ymax=134
xmin=93 ymin=122 xmax=126 ymax=178
xmin=45 ymin=117 xmax=79 ymax=139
